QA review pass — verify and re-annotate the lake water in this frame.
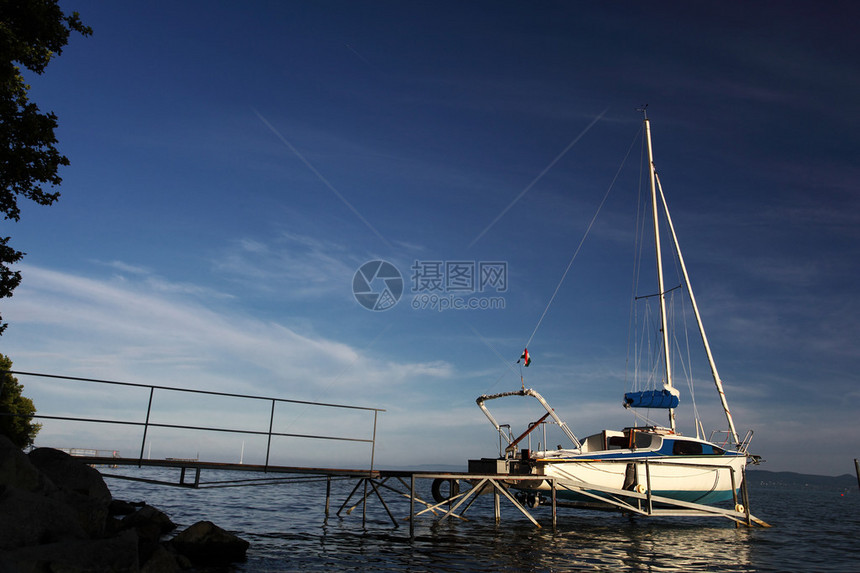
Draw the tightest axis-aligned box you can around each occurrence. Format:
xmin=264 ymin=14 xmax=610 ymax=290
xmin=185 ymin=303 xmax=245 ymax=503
xmin=103 ymin=467 xmax=860 ymax=572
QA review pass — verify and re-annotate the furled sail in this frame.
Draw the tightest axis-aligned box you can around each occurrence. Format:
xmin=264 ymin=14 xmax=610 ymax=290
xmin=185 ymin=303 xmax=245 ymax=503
xmin=624 ymin=388 xmax=680 ymax=409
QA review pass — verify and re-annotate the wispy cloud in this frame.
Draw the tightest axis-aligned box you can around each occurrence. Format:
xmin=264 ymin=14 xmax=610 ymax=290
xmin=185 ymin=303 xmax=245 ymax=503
xmin=4 ymin=264 xmax=450 ymax=397
xmin=213 ymin=231 xmax=360 ymax=300
xmin=252 ymin=108 xmax=393 ymax=248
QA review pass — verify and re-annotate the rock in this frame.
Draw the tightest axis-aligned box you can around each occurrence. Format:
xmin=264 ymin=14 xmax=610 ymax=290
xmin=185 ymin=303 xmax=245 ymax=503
xmin=170 ymin=520 xmax=249 ymax=565
xmin=121 ymin=504 xmax=177 ymax=564
xmin=0 ymin=484 xmax=87 ymax=550
xmin=140 ymin=543 xmax=183 ymax=573
xmin=0 ymin=527 xmax=140 ymax=573
xmin=28 ymin=447 xmax=111 ymax=501
xmin=0 ymin=434 xmax=55 ymax=494
xmin=121 ymin=503 xmax=177 ymax=538
xmin=110 ymin=498 xmax=145 ymax=516
xmin=0 ymin=440 xmax=250 ymax=572
xmin=28 ymin=447 xmax=112 ymax=538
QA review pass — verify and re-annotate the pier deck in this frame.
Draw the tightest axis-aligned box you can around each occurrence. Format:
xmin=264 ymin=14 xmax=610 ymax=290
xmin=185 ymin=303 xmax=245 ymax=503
xmin=76 ymin=454 xmax=769 ymax=533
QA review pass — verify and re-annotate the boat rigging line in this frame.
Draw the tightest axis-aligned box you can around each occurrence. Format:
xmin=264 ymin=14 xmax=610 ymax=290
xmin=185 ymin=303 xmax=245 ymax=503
xmin=523 ymin=125 xmax=643 ymax=352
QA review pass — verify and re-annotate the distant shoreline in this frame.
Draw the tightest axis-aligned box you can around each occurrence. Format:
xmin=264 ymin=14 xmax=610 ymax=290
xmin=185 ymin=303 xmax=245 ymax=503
xmin=747 ymin=469 xmax=857 ymax=490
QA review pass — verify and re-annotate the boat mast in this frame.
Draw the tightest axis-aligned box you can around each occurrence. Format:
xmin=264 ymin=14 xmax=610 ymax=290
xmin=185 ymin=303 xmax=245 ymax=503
xmin=643 ymin=112 xmax=676 ymax=432
xmin=654 ymin=172 xmax=741 ymax=447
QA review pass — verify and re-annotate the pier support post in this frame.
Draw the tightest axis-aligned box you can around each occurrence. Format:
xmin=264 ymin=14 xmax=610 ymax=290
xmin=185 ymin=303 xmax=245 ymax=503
xmin=644 ymin=460 xmax=653 ymax=515
xmin=729 ymin=468 xmax=739 ymax=529
xmin=325 ymin=476 xmax=331 ymax=516
xmin=409 ymin=474 xmax=415 ymax=539
xmin=855 ymin=459 xmax=860 ymax=491
xmin=740 ymin=466 xmax=751 ymax=527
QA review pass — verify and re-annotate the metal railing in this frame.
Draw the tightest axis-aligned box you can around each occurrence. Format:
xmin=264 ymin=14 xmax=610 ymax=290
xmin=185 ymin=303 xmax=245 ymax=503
xmin=4 ymin=370 xmax=385 ymax=473
xmin=709 ymin=428 xmax=754 ymax=453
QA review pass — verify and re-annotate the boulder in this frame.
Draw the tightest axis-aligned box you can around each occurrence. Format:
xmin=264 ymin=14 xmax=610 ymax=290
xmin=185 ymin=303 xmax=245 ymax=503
xmin=28 ymin=447 xmax=111 ymax=501
xmin=0 ymin=434 xmax=55 ymax=494
xmin=0 ymin=440 xmax=251 ymax=571
xmin=28 ymin=447 xmax=112 ymax=537
xmin=0 ymin=527 xmax=140 ymax=573
xmin=140 ymin=543 xmax=185 ymax=573
xmin=170 ymin=520 xmax=249 ymax=565
xmin=110 ymin=498 xmax=145 ymax=516
xmin=121 ymin=503 xmax=177 ymax=538
xmin=0 ymin=484 xmax=87 ymax=550
xmin=121 ymin=504 xmax=177 ymax=564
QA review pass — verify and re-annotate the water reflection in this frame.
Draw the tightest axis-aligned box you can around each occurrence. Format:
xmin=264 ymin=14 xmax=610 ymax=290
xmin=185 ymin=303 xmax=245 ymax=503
xmin=103 ymin=468 xmax=858 ymax=572
xmin=407 ymin=517 xmax=754 ymax=572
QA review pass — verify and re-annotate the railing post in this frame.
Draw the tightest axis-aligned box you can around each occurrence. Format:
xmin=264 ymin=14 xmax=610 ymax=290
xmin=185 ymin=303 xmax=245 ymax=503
xmin=644 ymin=460 xmax=652 ymax=515
xmin=138 ymin=387 xmax=155 ymax=467
xmin=370 ymin=410 xmax=378 ymax=474
xmin=264 ymin=399 xmax=276 ymax=472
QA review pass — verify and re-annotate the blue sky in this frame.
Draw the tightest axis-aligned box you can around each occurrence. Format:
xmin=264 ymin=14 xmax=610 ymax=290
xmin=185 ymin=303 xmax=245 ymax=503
xmin=3 ymin=1 xmax=858 ymax=475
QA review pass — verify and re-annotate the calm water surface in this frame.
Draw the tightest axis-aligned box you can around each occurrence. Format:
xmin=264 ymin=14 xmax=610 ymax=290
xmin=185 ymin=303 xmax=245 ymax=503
xmin=103 ymin=467 xmax=860 ymax=572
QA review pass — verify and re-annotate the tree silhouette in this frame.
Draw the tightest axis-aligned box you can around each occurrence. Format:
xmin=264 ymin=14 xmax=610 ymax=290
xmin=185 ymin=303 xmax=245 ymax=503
xmin=0 ymin=354 xmax=41 ymax=448
xmin=0 ymin=1 xmax=91 ymax=334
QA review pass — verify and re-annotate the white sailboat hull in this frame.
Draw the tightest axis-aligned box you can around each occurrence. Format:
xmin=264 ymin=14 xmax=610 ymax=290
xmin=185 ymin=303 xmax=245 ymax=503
xmin=515 ymin=452 xmax=747 ymax=505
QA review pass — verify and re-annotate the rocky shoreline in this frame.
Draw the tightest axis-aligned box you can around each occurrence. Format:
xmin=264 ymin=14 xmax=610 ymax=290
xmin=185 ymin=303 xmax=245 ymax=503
xmin=0 ymin=435 xmax=249 ymax=572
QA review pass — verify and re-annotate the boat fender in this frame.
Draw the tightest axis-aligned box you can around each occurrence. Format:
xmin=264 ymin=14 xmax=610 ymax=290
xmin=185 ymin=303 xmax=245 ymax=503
xmin=431 ymin=478 xmax=460 ymax=503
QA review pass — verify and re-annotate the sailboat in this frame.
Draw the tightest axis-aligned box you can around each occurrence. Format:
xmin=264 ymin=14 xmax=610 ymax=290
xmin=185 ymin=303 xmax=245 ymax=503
xmin=471 ymin=112 xmax=762 ymax=516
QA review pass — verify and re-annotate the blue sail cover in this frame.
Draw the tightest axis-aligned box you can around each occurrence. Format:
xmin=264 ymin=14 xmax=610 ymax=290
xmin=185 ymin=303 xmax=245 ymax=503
xmin=624 ymin=389 xmax=680 ymax=409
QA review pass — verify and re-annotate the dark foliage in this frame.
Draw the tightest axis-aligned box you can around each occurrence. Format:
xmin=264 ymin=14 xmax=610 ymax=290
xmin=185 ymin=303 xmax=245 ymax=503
xmin=0 ymin=1 xmax=91 ymax=334
xmin=0 ymin=354 xmax=41 ymax=448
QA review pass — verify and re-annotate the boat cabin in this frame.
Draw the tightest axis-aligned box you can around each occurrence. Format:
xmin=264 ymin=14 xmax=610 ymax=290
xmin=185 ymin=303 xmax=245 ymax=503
xmin=576 ymin=428 xmax=727 ymax=456
xmin=579 ymin=428 xmax=662 ymax=453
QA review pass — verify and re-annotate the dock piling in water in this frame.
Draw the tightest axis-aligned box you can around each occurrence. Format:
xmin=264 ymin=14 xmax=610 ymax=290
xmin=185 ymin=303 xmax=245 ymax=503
xmin=854 ymin=458 xmax=860 ymax=487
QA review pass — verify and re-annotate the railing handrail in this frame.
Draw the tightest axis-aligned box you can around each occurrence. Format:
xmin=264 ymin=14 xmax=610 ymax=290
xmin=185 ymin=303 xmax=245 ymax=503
xmin=5 ymin=369 xmax=384 ymax=472
xmin=7 ymin=370 xmax=385 ymax=412
xmin=28 ymin=414 xmax=376 ymax=443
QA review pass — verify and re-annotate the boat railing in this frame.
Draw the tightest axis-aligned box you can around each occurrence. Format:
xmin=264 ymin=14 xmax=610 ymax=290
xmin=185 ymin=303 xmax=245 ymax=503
xmin=709 ymin=428 xmax=754 ymax=453
xmin=738 ymin=429 xmax=754 ymax=453
xmin=496 ymin=424 xmax=512 ymax=457
xmin=499 ymin=418 xmax=577 ymax=459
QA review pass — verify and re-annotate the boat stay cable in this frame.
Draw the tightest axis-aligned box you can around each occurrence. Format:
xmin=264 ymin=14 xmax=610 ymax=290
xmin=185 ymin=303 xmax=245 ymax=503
xmin=523 ymin=126 xmax=643 ymax=351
